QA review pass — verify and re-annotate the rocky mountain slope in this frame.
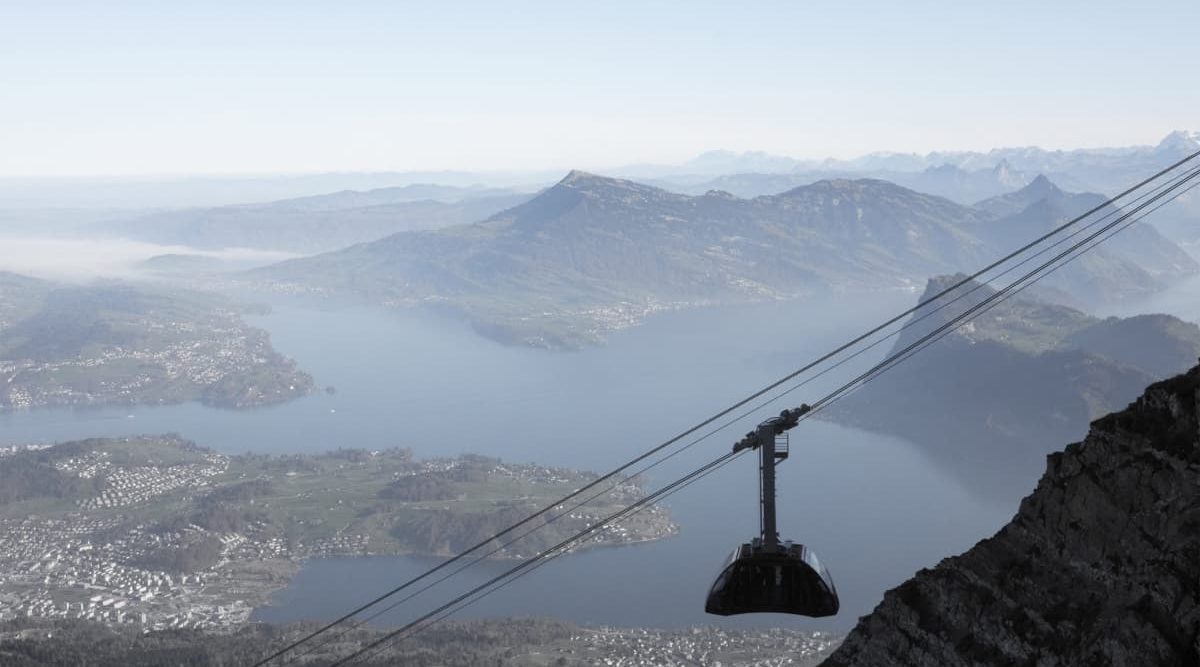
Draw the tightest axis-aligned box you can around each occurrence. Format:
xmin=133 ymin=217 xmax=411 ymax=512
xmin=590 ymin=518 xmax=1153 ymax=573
xmin=822 ymin=361 xmax=1200 ymax=666
xmin=826 ymin=275 xmax=1200 ymax=502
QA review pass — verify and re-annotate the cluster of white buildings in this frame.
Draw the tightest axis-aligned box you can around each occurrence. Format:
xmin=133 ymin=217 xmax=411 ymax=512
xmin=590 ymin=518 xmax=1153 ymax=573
xmin=0 ymin=523 xmax=263 ymax=630
xmin=0 ymin=313 xmax=290 ymax=410
xmin=563 ymin=627 xmax=842 ymax=666
xmin=0 ymin=444 xmax=683 ymax=636
xmin=0 ymin=443 xmax=52 ymax=459
xmin=0 ymin=510 xmax=258 ymax=630
xmin=66 ymin=455 xmax=227 ymax=510
xmin=567 ymin=298 xmax=707 ymax=339
xmin=0 ymin=442 xmax=269 ymax=630
xmin=0 ymin=440 xmax=390 ymax=631
xmin=140 ymin=315 xmax=275 ymax=386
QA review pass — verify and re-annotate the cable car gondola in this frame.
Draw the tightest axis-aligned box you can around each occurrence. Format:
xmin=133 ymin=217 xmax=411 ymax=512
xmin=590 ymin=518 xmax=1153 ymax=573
xmin=705 ymin=406 xmax=840 ymax=617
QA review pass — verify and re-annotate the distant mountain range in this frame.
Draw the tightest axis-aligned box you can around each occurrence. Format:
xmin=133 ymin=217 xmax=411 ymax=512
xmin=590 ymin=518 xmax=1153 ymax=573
xmin=0 ymin=173 xmax=553 ymax=209
xmin=839 ymin=129 xmax=1199 ymax=181
xmin=3 ymin=130 xmax=1193 ymax=211
xmin=971 ymin=175 xmax=1198 ymax=302
xmin=666 ymin=159 xmax=1033 ymax=204
xmin=825 ymin=274 xmax=1200 ymax=502
xmin=647 ymin=131 xmax=1200 ymax=210
xmin=252 ymin=171 xmax=1196 ymax=348
xmin=643 ymin=129 xmax=1199 ymax=182
xmin=93 ymin=188 xmax=532 ymax=254
xmin=257 ymin=183 xmax=526 ymax=210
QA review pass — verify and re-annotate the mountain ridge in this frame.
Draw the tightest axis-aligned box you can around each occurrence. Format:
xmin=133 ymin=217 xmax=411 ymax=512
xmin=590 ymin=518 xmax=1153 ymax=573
xmin=93 ymin=190 xmax=532 ymax=254
xmin=254 ymin=173 xmax=1003 ymax=347
xmin=253 ymin=170 xmax=1195 ymax=348
xmin=970 ymin=175 xmax=1198 ymax=299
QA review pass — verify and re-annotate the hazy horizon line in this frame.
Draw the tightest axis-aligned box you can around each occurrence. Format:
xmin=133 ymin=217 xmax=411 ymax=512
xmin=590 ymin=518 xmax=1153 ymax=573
xmin=2 ymin=128 xmax=1191 ymax=182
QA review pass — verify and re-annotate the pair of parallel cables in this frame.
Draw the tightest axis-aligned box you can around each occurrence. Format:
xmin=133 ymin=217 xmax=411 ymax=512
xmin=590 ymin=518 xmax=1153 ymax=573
xmin=254 ymin=150 xmax=1200 ymax=666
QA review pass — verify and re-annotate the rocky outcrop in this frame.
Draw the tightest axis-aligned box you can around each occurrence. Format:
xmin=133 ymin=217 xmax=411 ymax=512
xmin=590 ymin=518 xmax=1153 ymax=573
xmin=822 ymin=363 xmax=1200 ymax=666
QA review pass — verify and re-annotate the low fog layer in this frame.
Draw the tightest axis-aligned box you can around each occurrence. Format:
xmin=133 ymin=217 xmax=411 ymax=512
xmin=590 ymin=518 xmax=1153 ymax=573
xmin=0 ymin=236 xmax=296 ymax=282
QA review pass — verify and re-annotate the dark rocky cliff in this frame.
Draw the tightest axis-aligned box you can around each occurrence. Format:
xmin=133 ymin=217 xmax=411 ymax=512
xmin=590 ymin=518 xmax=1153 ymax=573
xmin=822 ymin=363 xmax=1200 ymax=666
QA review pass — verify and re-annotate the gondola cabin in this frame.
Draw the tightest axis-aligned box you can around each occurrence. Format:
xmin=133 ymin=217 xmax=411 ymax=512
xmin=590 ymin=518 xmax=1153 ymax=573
xmin=705 ymin=407 xmax=840 ymax=617
xmin=705 ymin=539 xmax=839 ymax=616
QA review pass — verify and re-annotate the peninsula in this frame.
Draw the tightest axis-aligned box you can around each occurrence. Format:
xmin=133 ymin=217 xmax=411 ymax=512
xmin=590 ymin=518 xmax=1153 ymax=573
xmin=0 ymin=436 xmax=676 ymax=630
xmin=0 ymin=274 xmax=313 ymax=410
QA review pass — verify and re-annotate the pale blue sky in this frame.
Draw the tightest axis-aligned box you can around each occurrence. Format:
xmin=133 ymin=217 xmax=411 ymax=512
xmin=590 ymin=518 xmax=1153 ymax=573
xmin=2 ymin=0 xmax=1197 ymax=176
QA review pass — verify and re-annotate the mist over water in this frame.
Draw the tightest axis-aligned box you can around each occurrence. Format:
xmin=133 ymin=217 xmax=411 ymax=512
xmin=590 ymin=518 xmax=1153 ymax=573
xmin=1095 ymin=271 xmax=1200 ymax=323
xmin=0 ymin=236 xmax=294 ymax=281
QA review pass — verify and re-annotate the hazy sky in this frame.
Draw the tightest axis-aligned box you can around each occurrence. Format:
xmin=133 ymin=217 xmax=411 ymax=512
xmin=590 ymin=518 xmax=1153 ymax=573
xmin=3 ymin=0 xmax=1198 ymax=177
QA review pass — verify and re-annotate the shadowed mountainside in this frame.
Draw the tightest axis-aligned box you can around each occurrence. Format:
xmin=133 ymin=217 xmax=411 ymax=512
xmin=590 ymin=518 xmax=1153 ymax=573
xmin=972 ymin=176 xmax=1197 ymax=302
xmin=825 ymin=274 xmax=1200 ymax=502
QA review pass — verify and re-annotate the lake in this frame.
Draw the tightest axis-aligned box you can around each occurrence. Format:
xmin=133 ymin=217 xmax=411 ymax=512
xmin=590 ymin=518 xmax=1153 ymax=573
xmin=0 ymin=291 xmax=1037 ymax=631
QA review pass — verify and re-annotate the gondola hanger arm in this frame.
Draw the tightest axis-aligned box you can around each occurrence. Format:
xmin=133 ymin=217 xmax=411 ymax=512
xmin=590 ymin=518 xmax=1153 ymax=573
xmin=731 ymin=404 xmax=811 ymax=453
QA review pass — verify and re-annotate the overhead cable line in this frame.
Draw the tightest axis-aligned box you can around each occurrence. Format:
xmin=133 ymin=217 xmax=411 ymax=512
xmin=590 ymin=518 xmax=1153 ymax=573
xmin=675 ymin=161 xmax=1200 ymax=422
xmin=325 ymin=162 xmax=1200 ymax=666
xmin=804 ymin=165 xmax=1200 ymax=418
xmin=282 ymin=405 xmax=750 ymax=663
xmin=327 ymin=451 xmax=744 ymax=667
xmin=253 ymin=149 xmax=1200 ymax=666
xmin=340 ymin=449 xmax=739 ymax=667
xmin=730 ymin=161 xmax=1200 ymax=420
